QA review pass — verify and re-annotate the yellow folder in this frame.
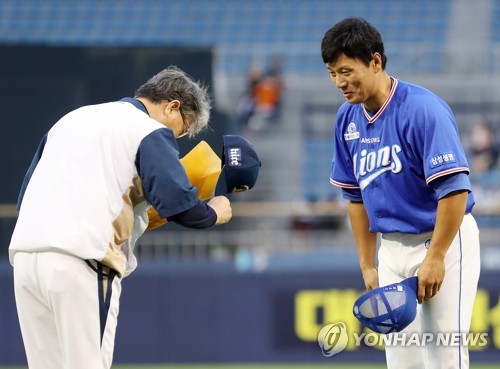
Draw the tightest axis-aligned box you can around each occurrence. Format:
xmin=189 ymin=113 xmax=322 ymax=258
xmin=146 ymin=141 xmax=222 ymax=231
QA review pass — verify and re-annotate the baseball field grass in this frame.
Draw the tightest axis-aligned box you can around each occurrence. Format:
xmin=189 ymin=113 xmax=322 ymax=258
xmin=112 ymin=365 xmax=499 ymax=369
xmin=118 ymin=366 xmax=496 ymax=369
xmin=2 ymin=364 xmax=500 ymax=369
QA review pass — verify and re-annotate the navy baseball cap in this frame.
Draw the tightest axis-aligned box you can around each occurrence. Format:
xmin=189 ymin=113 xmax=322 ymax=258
xmin=214 ymin=135 xmax=261 ymax=196
xmin=353 ymin=277 xmax=418 ymax=334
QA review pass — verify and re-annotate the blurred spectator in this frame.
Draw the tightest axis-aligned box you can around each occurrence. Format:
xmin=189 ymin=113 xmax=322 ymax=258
xmin=236 ymin=56 xmax=284 ymax=132
xmin=235 ymin=60 xmax=262 ymax=130
xmin=254 ymin=56 xmax=284 ymax=123
xmin=468 ymin=119 xmax=499 ymax=174
xmin=466 ymin=119 xmax=500 ymax=215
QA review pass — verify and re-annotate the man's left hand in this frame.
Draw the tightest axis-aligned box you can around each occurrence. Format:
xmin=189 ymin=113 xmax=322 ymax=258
xmin=417 ymin=254 xmax=445 ymax=304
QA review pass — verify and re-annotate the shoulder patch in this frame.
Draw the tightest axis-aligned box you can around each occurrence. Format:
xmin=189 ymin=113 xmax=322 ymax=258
xmin=429 ymin=152 xmax=456 ymax=168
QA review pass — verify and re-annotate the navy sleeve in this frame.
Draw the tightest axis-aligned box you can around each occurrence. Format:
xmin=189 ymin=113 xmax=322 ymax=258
xmin=17 ymin=133 xmax=48 ymax=210
xmin=341 ymin=188 xmax=363 ymax=202
xmin=135 ymin=128 xmax=199 ymax=219
xmin=167 ymin=199 xmax=217 ymax=228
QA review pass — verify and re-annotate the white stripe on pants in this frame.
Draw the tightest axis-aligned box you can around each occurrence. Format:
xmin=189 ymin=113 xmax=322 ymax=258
xmin=13 ymin=251 xmax=121 ymax=369
xmin=378 ymin=214 xmax=480 ymax=369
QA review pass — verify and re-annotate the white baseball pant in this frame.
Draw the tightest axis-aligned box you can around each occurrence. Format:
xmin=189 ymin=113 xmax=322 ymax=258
xmin=378 ymin=213 xmax=480 ymax=369
xmin=13 ymin=251 xmax=121 ymax=369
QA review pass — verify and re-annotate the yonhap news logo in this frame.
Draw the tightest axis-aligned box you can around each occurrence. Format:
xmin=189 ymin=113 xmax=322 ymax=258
xmin=317 ymin=322 xmax=349 ymax=357
xmin=352 ymin=331 xmax=489 ymax=348
xmin=316 ymin=321 xmax=489 ymax=357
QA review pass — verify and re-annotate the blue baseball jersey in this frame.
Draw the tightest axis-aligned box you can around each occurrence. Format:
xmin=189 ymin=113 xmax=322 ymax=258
xmin=330 ymin=78 xmax=475 ymax=234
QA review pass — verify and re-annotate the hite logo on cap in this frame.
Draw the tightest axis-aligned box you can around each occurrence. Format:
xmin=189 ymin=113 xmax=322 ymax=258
xmin=228 ymin=148 xmax=242 ymax=166
xmin=317 ymin=322 xmax=349 ymax=357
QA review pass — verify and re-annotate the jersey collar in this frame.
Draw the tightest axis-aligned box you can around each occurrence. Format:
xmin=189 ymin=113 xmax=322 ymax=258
xmin=119 ymin=97 xmax=150 ymax=116
xmin=362 ymin=77 xmax=398 ymax=124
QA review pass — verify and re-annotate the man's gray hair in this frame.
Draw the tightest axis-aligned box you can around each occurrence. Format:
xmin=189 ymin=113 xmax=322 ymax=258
xmin=134 ymin=66 xmax=211 ymax=137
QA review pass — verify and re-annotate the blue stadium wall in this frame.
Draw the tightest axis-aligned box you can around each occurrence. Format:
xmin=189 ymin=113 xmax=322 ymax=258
xmin=1 ymin=262 xmax=500 ymax=364
xmin=0 ymin=45 xmax=231 ymax=259
xmin=0 ymin=45 xmax=228 ymax=206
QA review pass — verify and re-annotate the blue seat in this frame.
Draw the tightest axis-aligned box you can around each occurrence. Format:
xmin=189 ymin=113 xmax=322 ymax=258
xmin=0 ymin=0 xmax=452 ymax=74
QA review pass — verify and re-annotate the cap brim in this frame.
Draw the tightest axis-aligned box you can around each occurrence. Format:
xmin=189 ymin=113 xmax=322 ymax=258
xmin=401 ymin=276 xmax=418 ymax=295
xmin=214 ymin=167 xmax=228 ymax=196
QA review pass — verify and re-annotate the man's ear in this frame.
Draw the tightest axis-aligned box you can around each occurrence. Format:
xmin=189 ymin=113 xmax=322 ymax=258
xmin=165 ymin=99 xmax=181 ymax=114
xmin=371 ymin=53 xmax=383 ymax=72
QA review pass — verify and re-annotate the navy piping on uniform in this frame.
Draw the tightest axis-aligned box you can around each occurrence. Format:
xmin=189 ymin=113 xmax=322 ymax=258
xmin=119 ymin=97 xmax=149 ymax=115
xmin=17 ymin=132 xmax=48 ymax=210
xmin=97 ymin=262 xmax=116 ymax=346
xmin=85 ymin=260 xmax=117 ymax=345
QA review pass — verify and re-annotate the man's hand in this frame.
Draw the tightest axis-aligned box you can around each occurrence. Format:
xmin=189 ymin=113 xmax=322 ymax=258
xmin=417 ymin=254 xmax=445 ymax=304
xmin=414 ymin=190 xmax=467 ymax=303
xmin=361 ymin=266 xmax=379 ymax=291
xmin=207 ymin=196 xmax=232 ymax=225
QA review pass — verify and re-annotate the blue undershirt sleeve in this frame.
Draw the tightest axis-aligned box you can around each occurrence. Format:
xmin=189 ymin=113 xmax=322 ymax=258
xmin=167 ymin=200 xmax=217 ymax=228
xmin=342 ymin=188 xmax=363 ymax=202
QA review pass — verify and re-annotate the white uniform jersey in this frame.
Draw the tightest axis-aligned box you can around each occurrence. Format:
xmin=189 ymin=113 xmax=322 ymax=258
xmin=9 ymin=99 xmax=198 ymax=277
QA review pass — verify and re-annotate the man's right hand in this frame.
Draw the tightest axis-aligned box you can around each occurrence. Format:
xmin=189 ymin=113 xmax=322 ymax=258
xmin=361 ymin=266 xmax=379 ymax=291
xmin=208 ymin=196 xmax=232 ymax=225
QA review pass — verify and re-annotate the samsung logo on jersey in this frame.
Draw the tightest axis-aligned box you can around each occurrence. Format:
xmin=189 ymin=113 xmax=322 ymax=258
xmin=360 ymin=137 xmax=381 ymax=144
xmin=354 ymin=145 xmax=403 ymax=190
xmin=344 ymin=122 xmax=360 ymax=141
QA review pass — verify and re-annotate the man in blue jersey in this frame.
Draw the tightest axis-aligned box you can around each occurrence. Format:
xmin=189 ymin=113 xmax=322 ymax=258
xmin=10 ymin=66 xmax=233 ymax=369
xmin=321 ymin=18 xmax=480 ymax=369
